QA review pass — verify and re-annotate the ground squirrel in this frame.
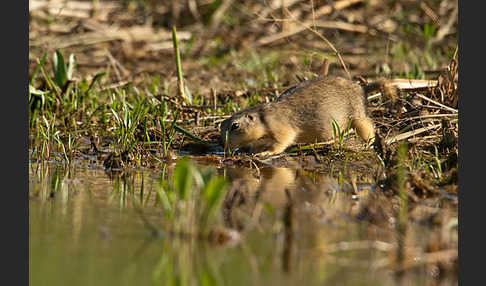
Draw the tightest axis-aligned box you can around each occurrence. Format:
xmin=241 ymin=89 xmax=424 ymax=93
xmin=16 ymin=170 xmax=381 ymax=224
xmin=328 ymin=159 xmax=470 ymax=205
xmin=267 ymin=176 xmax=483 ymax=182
xmin=220 ymin=75 xmax=397 ymax=156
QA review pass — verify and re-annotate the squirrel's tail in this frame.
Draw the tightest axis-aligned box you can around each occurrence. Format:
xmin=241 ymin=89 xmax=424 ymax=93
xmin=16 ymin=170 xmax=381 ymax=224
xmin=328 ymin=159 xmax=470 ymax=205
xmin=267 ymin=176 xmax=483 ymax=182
xmin=363 ymin=79 xmax=400 ymax=104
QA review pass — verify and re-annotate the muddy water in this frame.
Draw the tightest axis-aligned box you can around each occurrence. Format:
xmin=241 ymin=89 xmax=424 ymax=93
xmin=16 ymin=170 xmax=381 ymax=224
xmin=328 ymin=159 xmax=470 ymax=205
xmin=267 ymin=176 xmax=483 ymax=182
xmin=29 ymin=160 xmax=457 ymax=286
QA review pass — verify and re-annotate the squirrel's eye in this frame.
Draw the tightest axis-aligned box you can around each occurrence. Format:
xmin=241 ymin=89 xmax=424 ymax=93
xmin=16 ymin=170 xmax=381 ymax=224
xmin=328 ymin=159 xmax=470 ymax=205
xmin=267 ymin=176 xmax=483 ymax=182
xmin=231 ymin=123 xmax=239 ymax=131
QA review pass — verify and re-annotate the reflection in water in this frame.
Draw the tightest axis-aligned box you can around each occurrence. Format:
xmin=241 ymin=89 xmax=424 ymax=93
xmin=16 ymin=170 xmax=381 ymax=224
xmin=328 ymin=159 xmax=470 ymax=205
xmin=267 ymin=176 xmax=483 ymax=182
xmin=282 ymin=188 xmax=294 ymax=273
xmin=29 ymin=162 xmax=457 ymax=286
xmin=222 ymin=166 xmax=379 ymax=279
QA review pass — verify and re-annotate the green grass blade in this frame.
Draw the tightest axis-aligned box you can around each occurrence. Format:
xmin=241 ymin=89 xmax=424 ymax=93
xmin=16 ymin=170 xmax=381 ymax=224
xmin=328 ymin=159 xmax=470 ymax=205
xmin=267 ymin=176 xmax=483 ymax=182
xmin=183 ymin=83 xmax=193 ymax=105
xmin=30 ymin=53 xmax=47 ymax=86
xmin=331 ymin=120 xmax=338 ymax=140
xmin=173 ymin=158 xmax=193 ymax=200
xmin=67 ymin=54 xmax=76 ymax=80
xmin=172 ymin=26 xmax=184 ymax=86
xmin=29 ymin=85 xmax=48 ymax=96
xmin=52 ymin=50 xmax=67 ymax=88
xmin=174 ymin=125 xmax=211 ymax=144
xmin=172 ymin=26 xmax=192 ymax=104
xmin=87 ymin=72 xmax=106 ymax=92
xmin=203 ymin=176 xmax=227 ymax=217
xmin=155 ymin=185 xmax=174 ymax=219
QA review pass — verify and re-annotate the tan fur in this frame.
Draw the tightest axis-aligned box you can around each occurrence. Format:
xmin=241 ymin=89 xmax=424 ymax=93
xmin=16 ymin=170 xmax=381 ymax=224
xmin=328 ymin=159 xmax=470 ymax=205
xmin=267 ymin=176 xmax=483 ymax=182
xmin=362 ymin=78 xmax=399 ymax=105
xmin=352 ymin=117 xmax=375 ymax=143
xmin=220 ymin=76 xmax=388 ymax=155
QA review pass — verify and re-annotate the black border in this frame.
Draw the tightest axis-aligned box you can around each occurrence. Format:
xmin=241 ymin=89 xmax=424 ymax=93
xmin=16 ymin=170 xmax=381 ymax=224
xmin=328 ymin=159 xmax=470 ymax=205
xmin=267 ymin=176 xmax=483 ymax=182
xmin=459 ymin=1 xmax=479 ymax=285
xmin=5 ymin=0 xmax=29 ymax=285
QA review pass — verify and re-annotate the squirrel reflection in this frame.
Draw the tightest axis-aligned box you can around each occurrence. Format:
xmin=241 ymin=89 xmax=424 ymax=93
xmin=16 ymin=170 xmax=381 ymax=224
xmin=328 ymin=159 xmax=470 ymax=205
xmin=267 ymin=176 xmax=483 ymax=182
xmin=222 ymin=167 xmax=332 ymax=231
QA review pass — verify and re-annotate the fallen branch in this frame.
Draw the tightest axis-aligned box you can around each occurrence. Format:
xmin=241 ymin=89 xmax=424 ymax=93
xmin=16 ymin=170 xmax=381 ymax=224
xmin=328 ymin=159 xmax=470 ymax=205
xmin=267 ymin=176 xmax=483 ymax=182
xmin=367 ymin=78 xmax=439 ymax=101
xmin=386 ymin=123 xmax=441 ymax=145
xmin=415 ymin=93 xmax=458 ymax=113
xmin=256 ymin=20 xmax=370 ymax=46
xmin=388 ymin=79 xmax=438 ymax=90
xmin=308 ymin=0 xmax=364 ymax=20
xmin=31 ymin=26 xmax=192 ymax=49
xmin=29 ymin=0 xmax=120 ymax=12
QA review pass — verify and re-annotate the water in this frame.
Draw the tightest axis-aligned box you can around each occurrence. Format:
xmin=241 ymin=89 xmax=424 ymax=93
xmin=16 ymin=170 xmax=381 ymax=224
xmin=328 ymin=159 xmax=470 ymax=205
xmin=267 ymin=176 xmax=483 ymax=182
xmin=29 ymin=161 xmax=457 ymax=286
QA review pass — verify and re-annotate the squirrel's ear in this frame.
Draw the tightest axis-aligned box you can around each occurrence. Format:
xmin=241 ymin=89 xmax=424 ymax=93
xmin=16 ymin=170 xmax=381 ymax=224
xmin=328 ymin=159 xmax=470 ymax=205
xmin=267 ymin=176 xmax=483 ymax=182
xmin=246 ymin=114 xmax=255 ymax=121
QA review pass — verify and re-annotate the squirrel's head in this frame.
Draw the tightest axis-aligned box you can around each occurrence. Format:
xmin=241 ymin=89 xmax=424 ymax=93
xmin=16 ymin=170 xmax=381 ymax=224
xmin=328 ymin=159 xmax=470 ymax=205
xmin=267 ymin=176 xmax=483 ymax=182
xmin=219 ymin=108 xmax=265 ymax=152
